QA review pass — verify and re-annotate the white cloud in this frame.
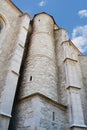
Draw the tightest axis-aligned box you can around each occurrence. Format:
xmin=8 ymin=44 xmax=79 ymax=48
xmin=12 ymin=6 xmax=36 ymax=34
xmin=78 ymin=10 xmax=87 ymax=18
xmin=71 ymin=25 xmax=87 ymax=53
xmin=38 ymin=0 xmax=46 ymax=7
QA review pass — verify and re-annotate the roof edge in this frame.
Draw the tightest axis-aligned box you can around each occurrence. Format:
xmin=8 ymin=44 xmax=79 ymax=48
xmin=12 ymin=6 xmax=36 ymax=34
xmin=19 ymin=13 xmax=31 ymax=19
xmin=6 ymin=0 xmax=23 ymax=14
xmin=33 ymin=12 xmax=59 ymax=28
xmin=18 ymin=92 xmax=67 ymax=111
xmin=69 ymin=40 xmax=82 ymax=55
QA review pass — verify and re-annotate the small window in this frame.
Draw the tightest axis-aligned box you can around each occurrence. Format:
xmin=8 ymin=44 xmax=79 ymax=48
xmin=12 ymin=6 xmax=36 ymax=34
xmin=52 ymin=112 xmax=55 ymax=121
xmin=30 ymin=76 xmax=32 ymax=81
xmin=0 ymin=21 xmax=3 ymax=33
xmin=38 ymin=19 xmax=40 ymax=22
xmin=0 ymin=15 xmax=7 ymax=46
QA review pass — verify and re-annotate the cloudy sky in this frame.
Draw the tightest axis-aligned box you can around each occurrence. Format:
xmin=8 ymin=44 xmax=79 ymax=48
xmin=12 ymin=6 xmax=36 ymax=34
xmin=12 ymin=0 xmax=87 ymax=54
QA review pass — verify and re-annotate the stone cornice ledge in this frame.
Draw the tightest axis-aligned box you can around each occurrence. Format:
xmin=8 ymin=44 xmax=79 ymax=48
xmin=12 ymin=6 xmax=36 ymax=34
xmin=71 ymin=124 xmax=87 ymax=128
xmin=19 ymin=92 xmax=67 ymax=111
xmin=0 ymin=112 xmax=11 ymax=118
xmin=64 ymin=57 xmax=78 ymax=63
xmin=66 ymin=85 xmax=81 ymax=89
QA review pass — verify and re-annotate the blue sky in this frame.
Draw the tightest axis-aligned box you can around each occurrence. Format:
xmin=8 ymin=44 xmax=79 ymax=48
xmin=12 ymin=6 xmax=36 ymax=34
xmin=12 ymin=0 xmax=87 ymax=54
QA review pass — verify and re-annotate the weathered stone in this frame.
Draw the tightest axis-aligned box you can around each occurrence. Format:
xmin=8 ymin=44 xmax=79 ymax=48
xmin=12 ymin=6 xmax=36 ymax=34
xmin=0 ymin=1 xmax=87 ymax=130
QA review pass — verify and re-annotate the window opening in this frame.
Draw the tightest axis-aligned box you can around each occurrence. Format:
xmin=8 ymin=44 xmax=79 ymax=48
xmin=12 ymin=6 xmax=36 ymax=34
xmin=30 ymin=76 xmax=32 ymax=81
xmin=0 ymin=21 xmax=3 ymax=33
xmin=52 ymin=112 xmax=55 ymax=121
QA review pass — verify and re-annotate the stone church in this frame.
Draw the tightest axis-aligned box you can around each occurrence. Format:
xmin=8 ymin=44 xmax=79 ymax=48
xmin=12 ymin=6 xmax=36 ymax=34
xmin=0 ymin=0 xmax=87 ymax=130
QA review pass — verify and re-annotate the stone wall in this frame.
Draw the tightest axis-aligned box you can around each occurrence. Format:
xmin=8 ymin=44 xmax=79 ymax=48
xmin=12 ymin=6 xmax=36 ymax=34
xmin=10 ymin=95 xmax=69 ymax=130
xmin=54 ymin=28 xmax=69 ymax=105
xmin=79 ymin=55 xmax=87 ymax=128
xmin=0 ymin=1 xmax=30 ymax=130
xmin=0 ymin=0 xmax=22 ymax=93
xmin=1 ymin=2 xmax=87 ymax=129
xmin=19 ymin=13 xmax=59 ymax=102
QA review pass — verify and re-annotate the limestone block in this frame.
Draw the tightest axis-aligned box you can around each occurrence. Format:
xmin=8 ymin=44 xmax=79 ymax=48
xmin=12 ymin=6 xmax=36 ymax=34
xmin=55 ymin=28 xmax=69 ymax=44
xmin=19 ymin=13 xmax=58 ymax=102
xmin=54 ymin=28 xmax=70 ymax=105
xmin=79 ymin=55 xmax=87 ymax=125
xmin=36 ymin=127 xmax=46 ymax=130
xmin=10 ymin=95 xmax=68 ymax=130
xmin=14 ymin=45 xmax=24 ymax=57
xmin=62 ymin=41 xmax=70 ymax=60
xmin=71 ymin=125 xmax=86 ymax=130
xmin=69 ymin=88 xmax=85 ymax=125
xmin=0 ymin=71 xmax=18 ymax=114
xmin=0 ymin=115 xmax=10 ymax=130
xmin=10 ymin=47 xmax=24 ymax=74
xmin=20 ymin=14 xmax=30 ymax=29
xmin=65 ymin=60 xmax=80 ymax=88
xmin=29 ymin=33 xmax=55 ymax=59
xmin=17 ymin=28 xmax=28 ymax=46
xmin=33 ymin=13 xmax=54 ymax=34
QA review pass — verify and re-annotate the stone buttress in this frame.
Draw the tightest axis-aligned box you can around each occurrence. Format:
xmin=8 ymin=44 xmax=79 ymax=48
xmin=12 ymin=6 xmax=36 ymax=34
xmin=54 ymin=28 xmax=87 ymax=130
xmin=10 ymin=13 xmax=68 ymax=130
xmin=0 ymin=1 xmax=30 ymax=129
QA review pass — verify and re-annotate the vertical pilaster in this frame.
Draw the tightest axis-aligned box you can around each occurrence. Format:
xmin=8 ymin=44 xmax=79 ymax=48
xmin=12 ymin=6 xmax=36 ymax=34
xmin=62 ymin=40 xmax=86 ymax=130
xmin=54 ymin=28 xmax=69 ymax=105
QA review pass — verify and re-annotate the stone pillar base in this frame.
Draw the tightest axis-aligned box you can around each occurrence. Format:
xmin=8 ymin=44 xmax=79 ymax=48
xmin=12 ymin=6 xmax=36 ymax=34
xmin=71 ymin=124 xmax=87 ymax=130
xmin=0 ymin=114 xmax=10 ymax=130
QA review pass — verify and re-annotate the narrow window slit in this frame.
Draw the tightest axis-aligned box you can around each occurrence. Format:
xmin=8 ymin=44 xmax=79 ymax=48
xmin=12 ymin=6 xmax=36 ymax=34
xmin=0 ymin=21 xmax=3 ymax=33
xmin=53 ymin=112 xmax=55 ymax=121
xmin=30 ymin=76 xmax=32 ymax=81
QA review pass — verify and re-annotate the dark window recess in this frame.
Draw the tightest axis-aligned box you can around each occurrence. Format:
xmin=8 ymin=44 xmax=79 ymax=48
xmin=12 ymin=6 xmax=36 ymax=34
xmin=0 ymin=21 xmax=3 ymax=33
xmin=30 ymin=76 xmax=32 ymax=81
xmin=38 ymin=19 xmax=40 ymax=21
xmin=53 ymin=112 xmax=55 ymax=121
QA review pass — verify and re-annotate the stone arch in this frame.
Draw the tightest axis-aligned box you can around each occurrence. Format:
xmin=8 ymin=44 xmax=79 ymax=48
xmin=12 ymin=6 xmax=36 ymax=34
xmin=0 ymin=14 xmax=8 ymax=25
xmin=0 ymin=20 xmax=3 ymax=33
xmin=0 ymin=16 xmax=6 ymax=33
xmin=0 ymin=14 xmax=9 ymax=49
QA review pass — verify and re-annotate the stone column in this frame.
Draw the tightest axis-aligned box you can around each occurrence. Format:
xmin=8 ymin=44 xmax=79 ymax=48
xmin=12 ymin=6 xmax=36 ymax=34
xmin=19 ymin=13 xmax=58 ymax=102
xmin=13 ymin=13 xmax=59 ymax=130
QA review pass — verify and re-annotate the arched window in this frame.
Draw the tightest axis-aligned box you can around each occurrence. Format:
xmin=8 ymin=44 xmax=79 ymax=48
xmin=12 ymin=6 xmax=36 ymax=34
xmin=0 ymin=17 xmax=5 ymax=34
xmin=0 ymin=15 xmax=7 ymax=48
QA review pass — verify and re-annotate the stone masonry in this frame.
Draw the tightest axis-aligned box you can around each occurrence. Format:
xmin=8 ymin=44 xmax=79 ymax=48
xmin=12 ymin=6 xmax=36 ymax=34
xmin=0 ymin=0 xmax=87 ymax=130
